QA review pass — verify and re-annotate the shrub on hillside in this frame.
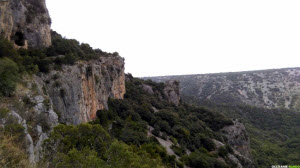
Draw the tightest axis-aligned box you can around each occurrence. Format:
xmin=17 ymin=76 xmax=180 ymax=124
xmin=0 ymin=135 xmax=31 ymax=168
xmin=0 ymin=58 xmax=19 ymax=96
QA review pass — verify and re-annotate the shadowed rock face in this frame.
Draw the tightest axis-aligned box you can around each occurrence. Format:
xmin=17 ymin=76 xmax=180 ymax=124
xmin=163 ymin=80 xmax=180 ymax=106
xmin=40 ymin=56 xmax=126 ymax=125
xmin=0 ymin=0 xmax=51 ymax=48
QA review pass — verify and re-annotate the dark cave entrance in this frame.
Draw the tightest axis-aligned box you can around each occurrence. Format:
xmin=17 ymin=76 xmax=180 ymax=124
xmin=13 ymin=32 xmax=25 ymax=46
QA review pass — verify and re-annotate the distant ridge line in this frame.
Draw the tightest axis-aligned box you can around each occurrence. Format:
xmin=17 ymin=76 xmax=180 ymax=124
xmin=142 ymin=67 xmax=300 ymax=78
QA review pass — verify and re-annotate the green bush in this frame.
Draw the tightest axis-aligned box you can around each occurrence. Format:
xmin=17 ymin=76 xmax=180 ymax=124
xmin=187 ymin=152 xmax=210 ymax=167
xmin=96 ymin=110 xmax=113 ymax=127
xmin=0 ymin=31 xmax=117 ymax=82
xmin=22 ymin=96 xmax=36 ymax=107
xmin=117 ymin=119 xmax=148 ymax=145
xmin=0 ymin=58 xmax=19 ymax=96
xmin=0 ymin=135 xmax=31 ymax=168
xmin=218 ymin=146 xmax=228 ymax=158
xmin=36 ymin=59 xmax=51 ymax=73
xmin=171 ymin=145 xmax=185 ymax=156
xmin=0 ymin=37 xmax=21 ymax=64
xmin=105 ymin=141 xmax=165 ymax=168
xmin=152 ymin=129 xmax=160 ymax=137
xmin=53 ymin=148 xmax=105 ymax=168
xmin=192 ymin=133 xmax=216 ymax=151
xmin=44 ymin=124 xmax=111 ymax=159
xmin=3 ymin=124 xmax=25 ymax=140
xmin=0 ymin=108 xmax=9 ymax=119
xmin=37 ymin=113 xmax=51 ymax=132
xmin=48 ymin=31 xmax=106 ymax=61
xmin=45 ymin=124 xmax=165 ymax=168
xmin=63 ymin=54 xmax=76 ymax=65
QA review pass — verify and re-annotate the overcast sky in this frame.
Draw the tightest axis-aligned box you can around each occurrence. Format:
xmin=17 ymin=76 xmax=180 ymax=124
xmin=46 ymin=0 xmax=300 ymax=77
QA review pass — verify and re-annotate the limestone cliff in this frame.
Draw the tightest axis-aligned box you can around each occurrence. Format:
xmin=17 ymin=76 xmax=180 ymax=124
xmin=0 ymin=54 xmax=126 ymax=161
xmin=40 ymin=56 xmax=126 ymax=125
xmin=0 ymin=0 xmax=51 ymax=48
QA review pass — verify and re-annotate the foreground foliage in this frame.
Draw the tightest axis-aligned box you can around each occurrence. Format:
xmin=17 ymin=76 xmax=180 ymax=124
xmin=0 ymin=124 xmax=30 ymax=168
xmin=0 ymin=136 xmax=31 ymax=168
xmin=0 ymin=58 xmax=19 ymax=96
xmin=44 ymin=124 xmax=165 ymax=168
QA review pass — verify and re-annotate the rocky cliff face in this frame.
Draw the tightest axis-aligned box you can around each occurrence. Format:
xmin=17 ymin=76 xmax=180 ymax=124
xmin=40 ymin=56 xmax=126 ymax=125
xmin=0 ymin=0 xmax=51 ymax=48
xmin=0 ymin=55 xmax=125 ymax=162
xmin=212 ymin=120 xmax=254 ymax=168
xmin=221 ymin=120 xmax=251 ymax=159
xmin=141 ymin=80 xmax=180 ymax=106
xmin=0 ymin=75 xmax=58 ymax=163
xmin=145 ymin=68 xmax=300 ymax=111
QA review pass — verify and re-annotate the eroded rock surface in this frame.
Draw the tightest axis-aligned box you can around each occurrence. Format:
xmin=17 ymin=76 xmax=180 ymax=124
xmin=222 ymin=120 xmax=250 ymax=158
xmin=0 ymin=0 xmax=51 ymax=48
xmin=41 ymin=56 xmax=126 ymax=125
xmin=163 ymin=80 xmax=180 ymax=106
xmin=221 ymin=120 xmax=254 ymax=168
xmin=0 ymin=76 xmax=58 ymax=163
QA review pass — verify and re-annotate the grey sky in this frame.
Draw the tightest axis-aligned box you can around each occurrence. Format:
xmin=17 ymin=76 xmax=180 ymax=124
xmin=46 ymin=0 xmax=300 ymax=77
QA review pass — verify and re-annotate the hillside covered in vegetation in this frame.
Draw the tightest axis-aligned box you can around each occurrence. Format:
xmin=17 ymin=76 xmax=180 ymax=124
xmin=1 ymin=0 xmax=298 ymax=167
xmin=0 ymin=30 xmax=255 ymax=167
xmin=39 ymin=76 xmax=240 ymax=167
xmin=178 ymin=96 xmax=300 ymax=168
xmin=145 ymin=68 xmax=300 ymax=111
xmin=1 ymin=30 xmax=299 ymax=168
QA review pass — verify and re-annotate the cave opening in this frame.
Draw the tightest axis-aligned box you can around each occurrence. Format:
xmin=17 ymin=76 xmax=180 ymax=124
xmin=13 ymin=32 xmax=25 ymax=46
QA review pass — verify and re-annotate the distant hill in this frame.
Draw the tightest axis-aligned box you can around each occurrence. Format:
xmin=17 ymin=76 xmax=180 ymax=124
xmin=145 ymin=68 xmax=300 ymax=166
xmin=144 ymin=67 xmax=300 ymax=111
